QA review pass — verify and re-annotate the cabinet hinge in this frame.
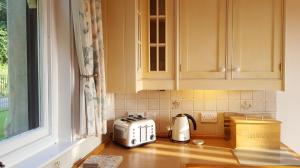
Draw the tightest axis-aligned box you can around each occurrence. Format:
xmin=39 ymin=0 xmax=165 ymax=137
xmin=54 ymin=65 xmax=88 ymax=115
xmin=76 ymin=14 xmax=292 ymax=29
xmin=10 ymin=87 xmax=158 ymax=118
xmin=279 ymin=63 xmax=282 ymax=71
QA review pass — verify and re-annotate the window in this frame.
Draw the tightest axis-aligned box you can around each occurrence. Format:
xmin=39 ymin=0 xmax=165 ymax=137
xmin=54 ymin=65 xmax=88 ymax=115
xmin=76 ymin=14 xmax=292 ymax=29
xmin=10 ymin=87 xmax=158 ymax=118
xmin=0 ymin=0 xmax=39 ymax=141
xmin=0 ymin=0 xmax=58 ymax=166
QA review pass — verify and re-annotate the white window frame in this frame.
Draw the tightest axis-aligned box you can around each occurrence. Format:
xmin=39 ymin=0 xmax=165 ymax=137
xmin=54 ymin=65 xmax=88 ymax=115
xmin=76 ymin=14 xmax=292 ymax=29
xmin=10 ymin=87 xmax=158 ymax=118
xmin=0 ymin=0 xmax=59 ymax=166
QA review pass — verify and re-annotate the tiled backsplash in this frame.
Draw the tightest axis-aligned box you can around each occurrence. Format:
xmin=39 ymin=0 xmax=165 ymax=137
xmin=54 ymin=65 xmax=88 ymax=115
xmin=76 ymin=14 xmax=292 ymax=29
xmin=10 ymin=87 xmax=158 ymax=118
xmin=114 ymin=90 xmax=276 ymax=136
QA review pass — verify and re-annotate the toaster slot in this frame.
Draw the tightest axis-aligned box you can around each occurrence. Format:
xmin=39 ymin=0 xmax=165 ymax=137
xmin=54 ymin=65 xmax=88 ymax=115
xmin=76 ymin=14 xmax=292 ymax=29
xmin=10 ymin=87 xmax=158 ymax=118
xmin=139 ymin=126 xmax=147 ymax=143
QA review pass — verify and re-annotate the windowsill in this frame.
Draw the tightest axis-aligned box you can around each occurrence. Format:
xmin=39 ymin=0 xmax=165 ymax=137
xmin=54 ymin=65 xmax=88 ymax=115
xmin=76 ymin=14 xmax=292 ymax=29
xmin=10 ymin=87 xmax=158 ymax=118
xmin=12 ymin=137 xmax=101 ymax=168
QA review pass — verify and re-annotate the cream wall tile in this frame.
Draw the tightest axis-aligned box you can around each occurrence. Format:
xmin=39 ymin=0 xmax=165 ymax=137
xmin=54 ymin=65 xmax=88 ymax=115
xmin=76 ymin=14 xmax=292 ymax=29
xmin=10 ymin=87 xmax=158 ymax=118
xmin=115 ymin=99 xmax=125 ymax=110
xmin=265 ymin=91 xmax=276 ymax=101
xmin=204 ymin=91 xmax=217 ymax=99
xmin=217 ymin=99 xmax=228 ymax=111
xmin=126 ymin=93 xmax=137 ymax=99
xmin=253 ymin=90 xmax=266 ymax=100
xmin=181 ymin=99 xmax=194 ymax=111
xmin=216 ymin=91 xmax=228 ymax=99
xmin=148 ymin=91 xmax=160 ymax=99
xmin=241 ymin=91 xmax=253 ymax=100
xmin=194 ymin=90 xmax=204 ymax=99
xmin=182 ymin=90 xmax=194 ymax=99
xmin=147 ymin=110 xmax=158 ymax=121
xmin=229 ymin=100 xmax=241 ymax=112
xmin=148 ymin=99 xmax=159 ymax=110
xmin=229 ymin=91 xmax=241 ymax=99
xmin=137 ymin=90 xmax=148 ymax=99
xmin=137 ymin=99 xmax=148 ymax=110
xmin=125 ymin=99 xmax=137 ymax=110
xmin=171 ymin=90 xmax=193 ymax=100
xmin=194 ymin=99 xmax=204 ymax=110
xmin=159 ymin=99 xmax=170 ymax=110
xmin=204 ymin=99 xmax=217 ymax=110
xmin=253 ymin=100 xmax=266 ymax=112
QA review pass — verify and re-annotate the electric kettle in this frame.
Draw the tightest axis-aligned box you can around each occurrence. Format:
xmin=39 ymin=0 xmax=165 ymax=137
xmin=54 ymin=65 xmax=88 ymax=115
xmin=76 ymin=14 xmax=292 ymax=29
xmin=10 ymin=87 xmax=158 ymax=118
xmin=169 ymin=113 xmax=197 ymax=143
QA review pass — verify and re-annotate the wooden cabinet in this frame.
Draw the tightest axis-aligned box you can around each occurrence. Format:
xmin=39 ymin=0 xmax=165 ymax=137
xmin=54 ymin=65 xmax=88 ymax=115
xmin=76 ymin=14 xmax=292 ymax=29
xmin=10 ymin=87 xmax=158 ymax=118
xmin=103 ymin=0 xmax=137 ymax=93
xmin=139 ymin=0 xmax=176 ymax=90
xmin=103 ymin=0 xmax=285 ymax=93
xmin=180 ymin=0 xmax=227 ymax=80
xmin=229 ymin=0 xmax=283 ymax=80
xmin=180 ymin=0 xmax=284 ymax=90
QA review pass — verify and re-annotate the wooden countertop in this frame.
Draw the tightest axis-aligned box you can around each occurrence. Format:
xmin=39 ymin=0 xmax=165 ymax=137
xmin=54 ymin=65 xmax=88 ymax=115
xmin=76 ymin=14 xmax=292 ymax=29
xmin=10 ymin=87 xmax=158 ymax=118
xmin=100 ymin=138 xmax=300 ymax=168
xmin=102 ymin=138 xmax=239 ymax=168
xmin=229 ymin=116 xmax=281 ymax=124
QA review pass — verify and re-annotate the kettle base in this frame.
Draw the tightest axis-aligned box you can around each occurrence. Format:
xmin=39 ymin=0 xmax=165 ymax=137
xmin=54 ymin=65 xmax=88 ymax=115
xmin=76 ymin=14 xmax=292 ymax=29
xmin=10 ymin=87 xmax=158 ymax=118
xmin=170 ymin=139 xmax=190 ymax=144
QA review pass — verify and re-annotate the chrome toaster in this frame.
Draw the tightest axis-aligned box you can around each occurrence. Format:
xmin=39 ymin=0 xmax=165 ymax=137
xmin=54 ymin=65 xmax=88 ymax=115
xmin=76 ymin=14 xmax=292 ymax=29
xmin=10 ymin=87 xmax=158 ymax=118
xmin=113 ymin=115 xmax=156 ymax=147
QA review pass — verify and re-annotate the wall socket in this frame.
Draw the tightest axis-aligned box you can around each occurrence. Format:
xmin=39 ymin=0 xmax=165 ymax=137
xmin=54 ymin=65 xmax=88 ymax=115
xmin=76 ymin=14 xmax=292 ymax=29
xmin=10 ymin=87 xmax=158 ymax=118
xmin=200 ymin=112 xmax=218 ymax=123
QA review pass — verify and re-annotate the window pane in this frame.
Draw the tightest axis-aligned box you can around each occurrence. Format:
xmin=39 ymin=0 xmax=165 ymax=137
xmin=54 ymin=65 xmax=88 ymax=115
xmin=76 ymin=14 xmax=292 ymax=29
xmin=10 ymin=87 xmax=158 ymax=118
xmin=150 ymin=19 xmax=157 ymax=43
xmin=0 ymin=0 xmax=39 ymax=141
xmin=159 ymin=0 xmax=165 ymax=15
xmin=159 ymin=47 xmax=165 ymax=71
xmin=150 ymin=0 xmax=156 ymax=16
xmin=150 ymin=47 xmax=157 ymax=71
xmin=159 ymin=19 xmax=165 ymax=43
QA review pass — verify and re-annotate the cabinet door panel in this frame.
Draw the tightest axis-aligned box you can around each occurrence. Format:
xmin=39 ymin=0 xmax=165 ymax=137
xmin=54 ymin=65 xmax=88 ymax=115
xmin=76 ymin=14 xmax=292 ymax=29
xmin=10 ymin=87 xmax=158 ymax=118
xmin=180 ymin=0 xmax=227 ymax=79
xmin=142 ymin=0 xmax=175 ymax=80
xmin=231 ymin=0 xmax=283 ymax=79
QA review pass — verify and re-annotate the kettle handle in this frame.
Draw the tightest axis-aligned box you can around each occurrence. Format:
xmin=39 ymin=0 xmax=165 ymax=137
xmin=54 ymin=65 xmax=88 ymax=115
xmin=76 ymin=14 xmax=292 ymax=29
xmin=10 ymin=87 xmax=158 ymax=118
xmin=184 ymin=113 xmax=197 ymax=130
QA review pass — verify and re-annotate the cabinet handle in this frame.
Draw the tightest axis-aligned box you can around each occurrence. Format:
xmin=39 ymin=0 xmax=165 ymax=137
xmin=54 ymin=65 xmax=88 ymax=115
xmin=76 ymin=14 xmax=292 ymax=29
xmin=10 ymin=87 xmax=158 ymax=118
xmin=219 ymin=67 xmax=226 ymax=72
xmin=233 ymin=67 xmax=241 ymax=72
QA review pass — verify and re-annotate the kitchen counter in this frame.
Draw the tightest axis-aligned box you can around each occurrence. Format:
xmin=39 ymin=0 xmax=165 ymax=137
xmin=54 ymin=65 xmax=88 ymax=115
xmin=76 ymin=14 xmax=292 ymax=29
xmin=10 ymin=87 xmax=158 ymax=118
xmin=101 ymin=138 xmax=300 ymax=168
xmin=102 ymin=138 xmax=238 ymax=168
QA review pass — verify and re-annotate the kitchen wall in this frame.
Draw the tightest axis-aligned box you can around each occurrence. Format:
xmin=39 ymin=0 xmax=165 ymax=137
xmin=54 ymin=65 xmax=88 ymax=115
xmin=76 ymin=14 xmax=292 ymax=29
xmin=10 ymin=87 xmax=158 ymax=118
xmin=114 ymin=90 xmax=276 ymax=136
xmin=277 ymin=0 xmax=300 ymax=154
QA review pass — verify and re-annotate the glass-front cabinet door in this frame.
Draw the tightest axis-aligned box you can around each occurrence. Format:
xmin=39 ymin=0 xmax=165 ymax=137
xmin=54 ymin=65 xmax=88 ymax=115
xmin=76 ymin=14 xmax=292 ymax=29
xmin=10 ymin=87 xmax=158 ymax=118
xmin=140 ymin=0 xmax=175 ymax=82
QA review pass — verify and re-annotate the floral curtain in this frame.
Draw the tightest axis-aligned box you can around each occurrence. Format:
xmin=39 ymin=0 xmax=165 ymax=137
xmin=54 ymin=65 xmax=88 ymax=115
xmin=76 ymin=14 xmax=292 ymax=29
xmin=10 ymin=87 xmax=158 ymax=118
xmin=71 ymin=0 xmax=107 ymax=136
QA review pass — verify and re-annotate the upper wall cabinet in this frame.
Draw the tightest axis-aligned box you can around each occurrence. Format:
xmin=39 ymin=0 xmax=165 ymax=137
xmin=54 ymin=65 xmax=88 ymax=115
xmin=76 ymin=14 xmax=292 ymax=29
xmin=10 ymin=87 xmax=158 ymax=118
xmin=180 ymin=0 xmax=227 ymax=80
xmin=103 ymin=0 xmax=137 ymax=93
xmin=179 ymin=0 xmax=284 ymax=90
xmin=230 ymin=0 xmax=283 ymax=80
xmin=138 ymin=0 xmax=176 ymax=90
xmin=103 ymin=0 xmax=285 ymax=93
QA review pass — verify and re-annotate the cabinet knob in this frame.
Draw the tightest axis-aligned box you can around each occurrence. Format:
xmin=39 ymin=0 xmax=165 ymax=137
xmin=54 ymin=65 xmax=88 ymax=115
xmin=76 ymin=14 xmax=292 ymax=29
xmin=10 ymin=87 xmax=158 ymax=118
xmin=219 ymin=67 xmax=226 ymax=72
xmin=233 ymin=67 xmax=241 ymax=72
